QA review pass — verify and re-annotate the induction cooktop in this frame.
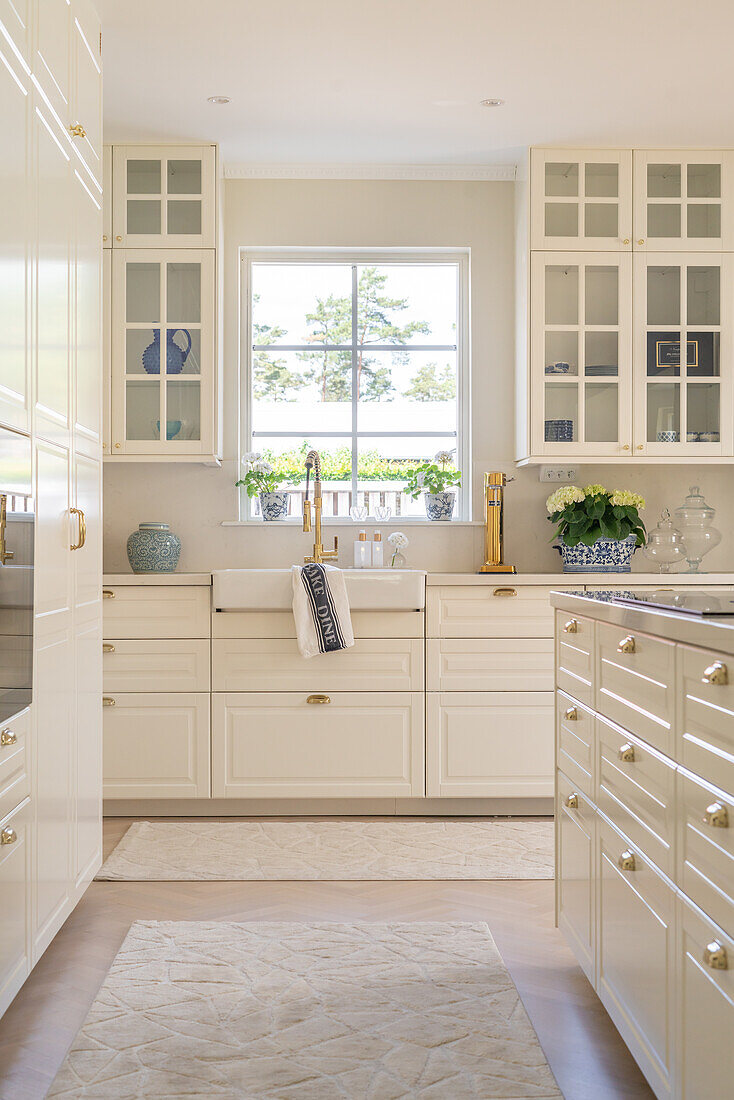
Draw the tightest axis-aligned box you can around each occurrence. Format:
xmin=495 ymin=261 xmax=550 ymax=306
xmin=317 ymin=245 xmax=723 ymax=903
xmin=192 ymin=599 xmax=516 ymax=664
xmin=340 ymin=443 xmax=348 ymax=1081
xmin=611 ymin=588 xmax=734 ymax=616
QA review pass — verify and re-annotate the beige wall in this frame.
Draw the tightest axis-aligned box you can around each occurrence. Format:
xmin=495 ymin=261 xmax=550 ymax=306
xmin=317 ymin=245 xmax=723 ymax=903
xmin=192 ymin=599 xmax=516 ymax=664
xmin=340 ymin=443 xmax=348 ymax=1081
xmin=103 ymin=178 xmax=734 ymax=574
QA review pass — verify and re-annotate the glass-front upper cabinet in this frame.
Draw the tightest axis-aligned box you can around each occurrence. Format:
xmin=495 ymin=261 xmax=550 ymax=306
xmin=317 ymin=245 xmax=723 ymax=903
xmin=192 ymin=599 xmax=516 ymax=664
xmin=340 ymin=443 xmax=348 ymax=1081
xmin=110 ymin=250 xmax=215 ymax=456
xmin=112 ymin=145 xmax=216 ymax=247
xmin=633 ymin=254 xmax=732 ymax=456
xmin=530 ymin=149 xmax=633 ymax=251
xmin=633 ymin=151 xmax=733 ymax=251
xmin=530 ymin=253 xmax=632 ymax=456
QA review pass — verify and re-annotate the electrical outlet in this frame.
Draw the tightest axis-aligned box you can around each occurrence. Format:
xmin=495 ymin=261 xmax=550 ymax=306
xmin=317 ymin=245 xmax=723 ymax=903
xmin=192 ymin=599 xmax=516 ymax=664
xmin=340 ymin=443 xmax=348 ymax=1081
xmin=539 ymin=466 xmax=579 ymax=483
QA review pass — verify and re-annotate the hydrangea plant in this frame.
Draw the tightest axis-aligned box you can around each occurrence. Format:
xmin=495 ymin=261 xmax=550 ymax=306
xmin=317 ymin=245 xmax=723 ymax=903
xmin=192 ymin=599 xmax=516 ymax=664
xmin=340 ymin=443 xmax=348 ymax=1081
xmin=546 ymin=483 xmax=647 ymax=548
xmin=235 ymin=452 xmax=293 ymax=497
xmin=403 ymin=450 xmax=462 ymax=499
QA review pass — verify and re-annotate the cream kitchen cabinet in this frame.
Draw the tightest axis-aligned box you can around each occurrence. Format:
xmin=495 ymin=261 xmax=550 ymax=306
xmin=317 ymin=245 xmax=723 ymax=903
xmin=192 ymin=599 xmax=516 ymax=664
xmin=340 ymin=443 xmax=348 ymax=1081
xmin=556 ymin=771 xmax=595 ymax=984
xmin=0 ymin=798 xmax=32 ymax=1020
xmin=530 ymin=148 xmax=633 ymax=252
xmin=112 ymin=145 xmax=216 ymax=248
xmin=633 ymin=151 xmax=734 ymax=252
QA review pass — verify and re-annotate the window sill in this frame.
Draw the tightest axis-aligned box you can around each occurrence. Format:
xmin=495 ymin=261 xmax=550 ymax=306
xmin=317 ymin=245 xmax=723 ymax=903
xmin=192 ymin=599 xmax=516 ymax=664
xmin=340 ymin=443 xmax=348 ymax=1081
xmin=221 ymin=519 xmax=483 ymax=527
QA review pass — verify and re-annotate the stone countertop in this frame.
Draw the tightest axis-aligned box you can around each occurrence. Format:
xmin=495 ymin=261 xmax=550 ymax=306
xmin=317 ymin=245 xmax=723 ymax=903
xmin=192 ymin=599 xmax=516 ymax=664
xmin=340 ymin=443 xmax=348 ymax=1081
xmin=425 ymin=572 xmax=734 ymax=586
xmin=551 ymin=587 xmax=734 ymax=654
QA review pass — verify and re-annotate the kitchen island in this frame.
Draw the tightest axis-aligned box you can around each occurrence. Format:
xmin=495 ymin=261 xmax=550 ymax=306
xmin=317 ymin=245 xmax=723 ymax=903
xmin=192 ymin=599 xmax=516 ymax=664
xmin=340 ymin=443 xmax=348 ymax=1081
xmin=552 ymin=588 xmax=733 ymax=1100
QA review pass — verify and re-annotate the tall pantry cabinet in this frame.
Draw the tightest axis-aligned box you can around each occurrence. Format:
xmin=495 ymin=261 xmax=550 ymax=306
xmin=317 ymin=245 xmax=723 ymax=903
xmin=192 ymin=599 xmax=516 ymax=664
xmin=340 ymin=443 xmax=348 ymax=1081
xmin=0 ymin=0 xmax=103 ymax=1013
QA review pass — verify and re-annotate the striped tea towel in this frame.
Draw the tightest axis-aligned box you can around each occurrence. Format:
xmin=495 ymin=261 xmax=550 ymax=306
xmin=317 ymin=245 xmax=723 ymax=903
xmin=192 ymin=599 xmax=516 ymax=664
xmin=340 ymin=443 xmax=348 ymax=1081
xmin=292 ymin=563 xmax=355 ymax=659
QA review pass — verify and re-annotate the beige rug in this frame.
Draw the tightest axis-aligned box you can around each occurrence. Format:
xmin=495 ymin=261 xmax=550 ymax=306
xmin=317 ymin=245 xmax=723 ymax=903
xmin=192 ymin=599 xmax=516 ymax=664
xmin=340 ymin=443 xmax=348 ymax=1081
xmin=97 ymin=819 xmax=554 ymax=881
xmin=47 ymin=920 xmax=562 ymax=1099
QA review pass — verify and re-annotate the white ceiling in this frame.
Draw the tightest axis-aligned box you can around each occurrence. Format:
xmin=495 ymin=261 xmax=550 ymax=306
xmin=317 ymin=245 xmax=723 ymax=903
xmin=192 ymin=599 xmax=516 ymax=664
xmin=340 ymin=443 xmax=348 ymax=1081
xmin=98 ymin=0 xmax=734 ymax=170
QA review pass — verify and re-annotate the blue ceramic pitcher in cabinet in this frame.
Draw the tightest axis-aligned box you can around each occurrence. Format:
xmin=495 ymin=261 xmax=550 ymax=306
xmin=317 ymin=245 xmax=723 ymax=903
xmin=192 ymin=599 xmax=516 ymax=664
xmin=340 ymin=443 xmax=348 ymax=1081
xmin=142 ymin=329 xmax=192 ymax=375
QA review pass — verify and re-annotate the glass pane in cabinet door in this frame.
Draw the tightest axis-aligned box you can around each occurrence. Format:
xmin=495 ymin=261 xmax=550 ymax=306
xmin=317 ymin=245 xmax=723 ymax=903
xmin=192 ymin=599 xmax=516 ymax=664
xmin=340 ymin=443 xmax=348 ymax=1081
xmin=687 ymin=332 xmax=719 ymax=377
xmin=125 ymin=380 xmax=160 ymax=440
xmin=166 ymin=380 xmax=200 ymax=441
xmin=687 ymin=266 xmax=720 ymax=325
xmin=647 ymin=203 xmax=681 ymax=239
xmin=127 ymin=199 xmax=161 ymax=236
xmin=545 ymin=203 xmax=578 ymax=238
xmin=585 ymin=382 xmax=618 ymax=442
xmin=585 ymin=266 xmax=618 ymax=325
xmin=687 ymin=383 xmax=720 ymax=442
xmin=167 ymin=200 xmax=202 ymax=236
xmin=126 ymin=328 xmax=160 ymax=375
xmin=545 ymin=382 xmax=577 ymax=443
xmin=166 ymin=328 xmax=201 ymax=375
xmin=126 ymin=263 xmax=160 ymax=322
xmin=647 ymin=267 xmax=680 ymax=325
xmin=584 ymin=204 xmax=618 ymax=238
xmin=647 ymin=382 xmax=680 ymax=442
xmin=545 ymin=162 xmax=578 ymax=196
xmin=687 ymin=164 xmax=720 ymax=198
xmin=648 ymin=164 xmax=681 ymax=198
xmin=127 ymin=159 xmax=161 ymax=194
xmin=545 ymin=266 xmax=578 ymax=324
xmin=647 ymin=331 xmax=681 ymax=377
xmin=167 ymin=263 xmax=201 ymax=322
xmin=585 ymin=163 xmax=618 ymax=197
xmin=167 ymin=160 xmax=202 ymax=194
xmin=585 ymin=331 xmax=618 ymax=376
xmin=545 ymin=331 xmax=578 ymax=376
xmin=687 ymin=204 xmax=721 ymax=239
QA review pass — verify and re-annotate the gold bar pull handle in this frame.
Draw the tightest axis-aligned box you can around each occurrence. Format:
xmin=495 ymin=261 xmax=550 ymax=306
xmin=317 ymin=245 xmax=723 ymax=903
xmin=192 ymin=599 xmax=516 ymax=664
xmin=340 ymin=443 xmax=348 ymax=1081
xmin=306 ymin=694 xmax=331 ymax=705
xmin=103 ymin=589 xmax=115 ymax=599
xmin=70 ymin=507 xmax=86 ymax=550
xmin=102 ymin=697 xmax=116 ymax=707
xmin=493 ymin=587 xmax=517 ymax=597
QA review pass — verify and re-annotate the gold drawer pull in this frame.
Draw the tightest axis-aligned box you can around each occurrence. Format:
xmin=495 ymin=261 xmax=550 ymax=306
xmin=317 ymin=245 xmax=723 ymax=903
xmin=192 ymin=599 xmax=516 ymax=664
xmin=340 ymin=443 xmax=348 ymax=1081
xmin=69 ymin=122 xmax=86 ymax=138
xmin=0 ymin=827 xmax=17 ymax=845
xmin=103 ymin=697 xmax=116 ymax=707
xmin=563 ymin=707 xmax=578 ymax=721
xmin=703 ymin=941 xmax=729 ymax=970
xmin=306 ymin=694 xmax=331 ymax=704
xmin=703 ymin=802 xmax=729 ymax=829
xmin=617 ymin=635 xmax=636 ymax=654
xmin=493 ymin=587 xmax=517 ymax=597
xmin=103 ymin=643 xmax=115 ymax=654
xmin=618 ymin=743 xmax=636 ymax=763
xmin=618 ymin=850 xmax=636 ymax=872
xmin=103 ymin=589 xmax=115 ymax=599
xmin=1 ymin=728 xmax=17 ymax=747
xmin=564 ymin=793 xmax=579 ymax=809
xmin=563 ymin=619 xmax=578 ymax=633
xmin=702 ymin=661 xmax=728 ymax=686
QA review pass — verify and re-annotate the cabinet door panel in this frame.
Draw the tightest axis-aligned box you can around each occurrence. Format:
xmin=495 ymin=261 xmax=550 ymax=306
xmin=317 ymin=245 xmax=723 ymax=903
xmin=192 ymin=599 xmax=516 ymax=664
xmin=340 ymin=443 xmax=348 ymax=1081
xmin=596 ymin=622 xmax=676 ymax=755
xmin=75 ymin=614 xmax=101 ymax=886
xmin=73 ymin=168 xmax=102 ymax=454
xmin=427 ymin=585 xmax=569 ymax=639
xmin=34 ymin=0 xmax=72 ymax=120
xmin=112 ymin=145 xmax=216 ymax=248
xmin=556 ymin=772 xmax=595 ymax=983
xmin=102 ymin=584 xmax=210 ymax=638
xmin=556 ymin=691 xmax=594 ymax=799
xmin=555 ymin=611 xmax=594 ymax=706
xmin=0 ymin=798 xmax=31 ymax=1019
xmin=70 ymin=0 xmax=102 ymax=187
xmin=0 ymin=0 xmax=32 ymax=61
xmin=103 ymin=639 xmax=210 ymax=694
xmin=634 ymin=150 xmax=733 ymax=251
xmin=678 ymin=769 xmax=734 ymax=937
xmin=678 ymin=642 xmax=734 ymax=793
xmin=426 ymin=637 xmax=553 ymax=692
xmin=531 ymin=148 xmax=632 ymax=251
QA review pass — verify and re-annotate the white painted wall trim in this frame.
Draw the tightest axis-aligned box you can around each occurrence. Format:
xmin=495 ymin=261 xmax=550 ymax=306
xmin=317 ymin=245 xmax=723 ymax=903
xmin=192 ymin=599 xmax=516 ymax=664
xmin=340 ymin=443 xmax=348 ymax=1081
xmin=224 ymin=163 xmax=517 ymax=182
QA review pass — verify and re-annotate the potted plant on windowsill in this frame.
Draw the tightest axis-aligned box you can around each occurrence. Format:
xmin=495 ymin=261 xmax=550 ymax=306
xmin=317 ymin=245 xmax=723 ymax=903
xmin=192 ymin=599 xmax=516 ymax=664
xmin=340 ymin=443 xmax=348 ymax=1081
xmin=236 ymin=452 xmax=293 ymax=521
xmin=547 ymin=483 xmax=647 ymax=573
xmin=403 ymin=450 xmax=462 ymax=521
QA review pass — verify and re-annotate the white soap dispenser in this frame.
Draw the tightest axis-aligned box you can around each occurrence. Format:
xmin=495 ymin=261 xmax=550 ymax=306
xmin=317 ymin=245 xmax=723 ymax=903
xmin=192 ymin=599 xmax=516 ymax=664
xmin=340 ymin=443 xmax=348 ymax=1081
xmin=353 ymin=530 xmax=371 ymax=568
xmin=371 ymin=530 xmax=384 ymax=567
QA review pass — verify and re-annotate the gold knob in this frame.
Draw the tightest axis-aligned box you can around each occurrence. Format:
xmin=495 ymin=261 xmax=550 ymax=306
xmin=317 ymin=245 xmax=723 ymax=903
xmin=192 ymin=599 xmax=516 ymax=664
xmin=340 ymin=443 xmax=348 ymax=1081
xmin=622 ymin=238 xmax=630 ymax=245
xmin=102 ymin=589 xmax=115 ymax=599
xmin=306 ymin=694 xmax=331 ymax=704
xmin=703 ymin=941 xmax=728 ymax=970
xmin=114 ymin=443 xmax=121 ymax=449
xmin=622 ymin=444 xmax=630 ymax=451
xmin=115 ymin=235 xmax=122 ymax=242
xmin=637 ymin=238 xmax=644 ymax=245
xmin=493 ymin=587 xmax=517 ymax=597
xmin=617 ymin=635 xmax=636 ymax=654
xmin=618 ymin=743 xmax=636 ymax=763
xmin=618 ymin=850 xmax=636 ymax=872
xmin=564 ymin=707 xmax=578 ymax=721
xmin=1 ymin=728 xmax=17 ymax=747
xmin=563 ymin=619 xmax=578 ymax=634
xmin=69 ymin=123 xmax=86 ymax=138
xmin=102 ymin=235 xmax=108 ymax=242
xmin=103 ymin=697 xmax=116 ymax=707
xmin=636 ymin=444 xmax=644 ymax=450
xmin=564 ymin=792 xmax=579 ymax=809
xmin=0 ymin=827 xmax=17 ymax=845
xmin=703 ymin=801 xmax=729 ymax=829
xmin=702 ymin=661 xmax=728 ymax=686
xmin=103 ymin=643 xmax=115 ymax=654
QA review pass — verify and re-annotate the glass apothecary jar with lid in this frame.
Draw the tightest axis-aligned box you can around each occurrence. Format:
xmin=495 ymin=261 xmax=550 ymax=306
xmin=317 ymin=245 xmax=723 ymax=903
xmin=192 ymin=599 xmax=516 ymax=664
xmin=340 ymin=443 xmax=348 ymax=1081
xmin=674 ymin=486 xmax=721 ymax=572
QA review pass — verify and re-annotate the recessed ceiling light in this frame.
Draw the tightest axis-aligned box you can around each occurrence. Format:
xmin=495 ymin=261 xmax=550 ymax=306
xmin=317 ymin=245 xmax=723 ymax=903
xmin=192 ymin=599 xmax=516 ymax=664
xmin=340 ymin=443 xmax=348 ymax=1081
xmin=207 ymin=95 xmax=231 ymax=105
xmin=480 ymin=98 xmax=505 ymax=107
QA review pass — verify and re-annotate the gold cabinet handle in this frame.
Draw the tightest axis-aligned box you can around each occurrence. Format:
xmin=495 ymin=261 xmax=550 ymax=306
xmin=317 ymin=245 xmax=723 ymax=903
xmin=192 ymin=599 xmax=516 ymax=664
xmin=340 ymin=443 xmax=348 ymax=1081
xmin=563 ymin=706 xmax=578 ymax=721
xmin=637 ymin=238 xmax=645 ymax=245
xmin=306 ymin=694 xmax=331 ymax=704
xmin=103 ymin=643 xmax=115 ymax=654
xmin=618 ymin=743 xmax=636 ymax=763
xmin=493 ymin=587 xmax=517 ymax=597
xmin=564 ymin=793 xmax=579 ymax=809
xmin=703 ymin=801 xmax=729 ymax=829
xmin=70 ymin=507 xmax=86 ymax=550
xmin=0 ymin=493 xmax=15 ymax=564
xmin=563 ymin=619 xmax=578 ymax=634
xmin=103 ymin=697 xmax=116 ymax=707
xmin=702 ymin=661 xmax=728 ymax=686
xmin=69 ymin=122 xmax=86 ymax=138
xmin=103 ymin=589 xmax=115 ymax=599
xmin=102 ymin=234 xmax=108 ymax=242
xmin=703 ymin=941 xmax=729 ymax=970
xmin=0 ymin=827 xmax=17 ymax=845
xmin=1 ymin=728 xmax=17 ymax=747
xmin=622 ymin=237 xmax=630 ymax=245
xmin=115 ymin=236 xmax=122 ymax=242
xmin=617 ymin=635 xmax=636 ymax=654
xmin=618 ymin=850 xmax=636 ymax=872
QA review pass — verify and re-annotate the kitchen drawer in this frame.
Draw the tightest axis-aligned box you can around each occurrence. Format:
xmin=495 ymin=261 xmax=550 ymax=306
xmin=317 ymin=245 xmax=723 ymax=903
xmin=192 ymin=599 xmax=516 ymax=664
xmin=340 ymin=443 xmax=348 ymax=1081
xmin=556 ymin=611 xmax=594 ymax=706
xmin=426 ymin=637 xmax=553 ymax=692
xmin=0 ymin=798 xmax=31 ymax=1018
xmin=426 ymin=691 xmax=554 ymax=797
xmin=557 ymin=771 xmax=596 ymax=984
xmin=597 ymin=621 xmax=676 ymax=756
xmin=556 ymin=691 xmax=594 ymax=799
xmin=103 ymin=639 xmax=211 ymax=693
xmin=677 ymin=895 xmax=734 ymax=1100
xmin=597 ymin=817 xmax=676 ymax=1100
xmin=678 ymin=643 xmax=734 ymax=794
xmin=212 ymin=610 xmax=424 ymax=640
xmin=212 ymin=692 xmax=424 ymax=799
xmin=103 ymin=693 xmax=210 ymax=799
xmin=0 ymin=708 xmax=30 ymax=822
xmin=678 ymin=768 xmax=733 ymax=937
xmin=597 ymin=714 xmax=676 ymax=880
xmin=213 ymin=638 xmax=423 ymax=692
xmin=427 ymin=585 xmax=569 ymax=639
xmin=102 ymin=585 xmax=210 ymax=639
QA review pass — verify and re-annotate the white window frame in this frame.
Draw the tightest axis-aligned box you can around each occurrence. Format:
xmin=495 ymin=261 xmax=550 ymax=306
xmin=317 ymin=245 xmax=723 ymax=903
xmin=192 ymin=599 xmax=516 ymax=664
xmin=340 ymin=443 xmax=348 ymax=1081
xmin=238 ymin=246 xmax=471 ymax=522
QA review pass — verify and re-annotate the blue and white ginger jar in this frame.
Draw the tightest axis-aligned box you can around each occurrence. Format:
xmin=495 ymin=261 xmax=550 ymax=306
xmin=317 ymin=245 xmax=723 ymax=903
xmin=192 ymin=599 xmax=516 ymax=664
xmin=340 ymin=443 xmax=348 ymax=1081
xmin=425 ymin=491 xmax=456 ymax=521
xmin=559 ymin=534 xmax=638 ymax=574
xmin=126 ymin=522 xmax=181 ymax=574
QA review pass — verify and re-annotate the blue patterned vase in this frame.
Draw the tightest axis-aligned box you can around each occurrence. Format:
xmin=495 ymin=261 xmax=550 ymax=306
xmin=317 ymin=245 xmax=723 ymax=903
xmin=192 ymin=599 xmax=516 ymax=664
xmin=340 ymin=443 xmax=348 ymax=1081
xmin=259 ymin=491 xmax=290 ymax=521
xmin=126 ymin=522 xmax=181 ymax=573
xmin=559 ymin=534 xmax=638 ymax=574
xmin=425 ymin=491 xmax=456 ymax=521
xmin=141 ymin=329 xmax=192 ymax=375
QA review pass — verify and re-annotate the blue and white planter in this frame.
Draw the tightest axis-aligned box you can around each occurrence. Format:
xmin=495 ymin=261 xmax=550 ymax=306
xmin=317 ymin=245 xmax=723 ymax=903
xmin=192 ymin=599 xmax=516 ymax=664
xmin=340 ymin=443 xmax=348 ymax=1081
xmin=559 ymin=534 xmax=638 ymax=574
xmin=259 ymin=491 xmax=290 ymax=521
xmin=424 ymin=491 xmax=456 ymax=521
xmin=126 ymin=522 xmax=181 ymax=574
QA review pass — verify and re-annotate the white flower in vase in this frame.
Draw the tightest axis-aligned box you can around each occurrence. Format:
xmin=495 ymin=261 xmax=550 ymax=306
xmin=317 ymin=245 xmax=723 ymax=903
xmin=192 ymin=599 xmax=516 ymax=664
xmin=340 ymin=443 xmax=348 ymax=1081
xmin=387 ymin=531 xmax=409 ymax=568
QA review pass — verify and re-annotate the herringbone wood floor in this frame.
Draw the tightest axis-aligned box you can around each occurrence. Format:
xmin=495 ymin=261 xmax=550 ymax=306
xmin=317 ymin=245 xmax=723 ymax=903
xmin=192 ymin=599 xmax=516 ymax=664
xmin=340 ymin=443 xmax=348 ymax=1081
xmin=0 ymin=818 xmax=653 ymax=1100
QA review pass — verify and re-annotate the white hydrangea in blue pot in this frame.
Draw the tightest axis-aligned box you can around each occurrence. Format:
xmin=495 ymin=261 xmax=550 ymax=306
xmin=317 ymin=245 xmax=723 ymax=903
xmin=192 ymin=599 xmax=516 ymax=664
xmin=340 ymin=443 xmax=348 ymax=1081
xmin=547 ymin=484 xmax=647 ymax=574
xmin=403 ymin=450 xmax=461 ymax=521
xmin=236 ymin=452 xmax=293 ymax=521
xmin=127 ymin=522 xmax=181 ymax=573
